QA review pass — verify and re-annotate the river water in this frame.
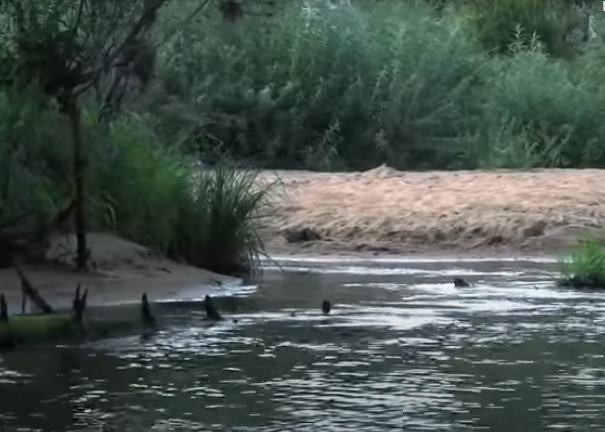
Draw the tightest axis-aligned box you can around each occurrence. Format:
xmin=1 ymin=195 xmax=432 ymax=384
xmin=1 ymin=256 xmax=605 ymax=431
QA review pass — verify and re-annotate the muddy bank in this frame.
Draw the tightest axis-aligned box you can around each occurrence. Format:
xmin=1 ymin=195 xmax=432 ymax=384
xmin=0 ymin=233 xmax=238 ymax=313
xmin=260 ymin=166 xmax=605 ymax=257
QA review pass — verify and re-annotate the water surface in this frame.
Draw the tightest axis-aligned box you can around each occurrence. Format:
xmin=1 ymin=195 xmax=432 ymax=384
xmin=1 ymin=257 xmax=604 ymax=431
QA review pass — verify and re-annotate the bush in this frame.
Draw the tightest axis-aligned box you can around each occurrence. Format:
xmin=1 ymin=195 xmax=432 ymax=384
xmin=462 ymin=0 xmax=584 ymax=58
xmin=464 ymin=39 xmax=605 ymax=168
xmin=144 ymin=0 xmax=605 ymax=172
xmin=0 ymin=90 xmax=275 ymax=276
xmin=149 ymin=0 xmax=483 ymax=170
xmin=558 ymin=237 xmax=605 ymax=289
xmin=169 ymin=164 xmax=278 ymax=276
xmin=0 ymin=89 xmax=69 ymax=234
xmin=89 ymin=114 xmax=276 ymax=275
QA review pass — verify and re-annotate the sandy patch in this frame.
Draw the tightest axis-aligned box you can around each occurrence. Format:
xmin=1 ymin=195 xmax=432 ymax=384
xmin=259 ymin=166 xmax=605 ymax=257
xmin=0 ymin=233 xmax=238 ymax=313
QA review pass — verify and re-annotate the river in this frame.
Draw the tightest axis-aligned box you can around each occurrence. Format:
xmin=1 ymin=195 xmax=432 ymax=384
xmin=0 ymin=256 xmax=604 ymax=431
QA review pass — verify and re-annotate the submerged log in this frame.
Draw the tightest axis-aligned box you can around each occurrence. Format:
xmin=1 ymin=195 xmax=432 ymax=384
xmin=321 ymin=300 xmax=331 ymax=315
xmin=0 ymin=291 xmax=156 ymax=350
xmin=0 ymin=312 xmax=74 ymax=347
xmin=141 ymin=293 xmax=156 ymax=330
xmin=454 ymin=277 xmax=470 ymax=288
xmin=204 ymin=295 xmax=222 ymax=321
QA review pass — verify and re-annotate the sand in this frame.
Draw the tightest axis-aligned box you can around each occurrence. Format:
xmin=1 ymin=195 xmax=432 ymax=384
xmin=0 ymin=233 xmax=238 ymax=313
xmin=259 ymin=166 xmax=605 ymax=257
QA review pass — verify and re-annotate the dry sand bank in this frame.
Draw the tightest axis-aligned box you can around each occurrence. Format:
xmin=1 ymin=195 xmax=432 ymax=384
xmin=0 ymin=233 xmax=238 ymax=313
xmin=259 ymin=166 xmax=605 ymax=258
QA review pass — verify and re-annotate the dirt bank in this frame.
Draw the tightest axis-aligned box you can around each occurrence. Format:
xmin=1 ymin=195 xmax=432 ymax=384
xmin=0 ymin=233 xmax=238 ymax=313
xmin=260 ymin=166 xmax=605 ymax=257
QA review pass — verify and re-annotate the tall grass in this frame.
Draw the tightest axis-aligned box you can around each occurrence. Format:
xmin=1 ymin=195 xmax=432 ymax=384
xmin=141 ymin=0 xmax=605 ymax=171
xmin=0 ymin=90 xmax=275 ymax=276
xmin=169 ymin=164 xmax=278 ymax=276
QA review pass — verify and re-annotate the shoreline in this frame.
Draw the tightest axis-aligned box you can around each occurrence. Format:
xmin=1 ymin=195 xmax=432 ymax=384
xmin=0 ymin=233 xmax=239 ymax=314
xmin=264 ymin=248 xmax=559 ymax=263
xmin=3 ymin=166 xmax=601 ymax=311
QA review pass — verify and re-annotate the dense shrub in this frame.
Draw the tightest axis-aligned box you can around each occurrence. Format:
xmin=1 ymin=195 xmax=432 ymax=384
xmin=0 ymin=90 xmax=275 ymax=275
xmin=150 ymin=0 xmax=483 ymax=170
xmin=140 ymin=0 xmax=605 ymax=171
xmin=462 ymin=0 xmax=585 ymax=58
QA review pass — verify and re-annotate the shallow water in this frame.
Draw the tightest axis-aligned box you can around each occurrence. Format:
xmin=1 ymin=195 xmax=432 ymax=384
xmin=2 ymin=257 xmax=605 ymax=431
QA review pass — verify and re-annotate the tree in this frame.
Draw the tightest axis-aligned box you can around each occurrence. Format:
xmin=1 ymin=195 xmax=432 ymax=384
xmin=0 ymin=0 xmax=214 ymax=269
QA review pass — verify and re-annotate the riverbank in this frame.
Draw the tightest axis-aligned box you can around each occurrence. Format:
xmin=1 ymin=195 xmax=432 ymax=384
xmin=0 ymin=233 xmax=238 ymax=314
xmin=1 ymin=167 xmax=601 ymax=311
xmin=259 ymin=166 xmax=605 ymax=258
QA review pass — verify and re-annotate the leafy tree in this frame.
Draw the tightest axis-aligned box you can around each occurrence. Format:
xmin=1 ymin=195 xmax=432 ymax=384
xmin=0 ymin=0 xmax=215 ymax=269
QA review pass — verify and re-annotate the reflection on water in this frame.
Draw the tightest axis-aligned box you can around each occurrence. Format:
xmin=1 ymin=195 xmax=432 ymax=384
xmin=1 ymin=257 xmax=605 ymax=431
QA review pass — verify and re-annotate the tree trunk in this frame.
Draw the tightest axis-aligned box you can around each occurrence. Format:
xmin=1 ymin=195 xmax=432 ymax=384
xmin=65 ymin=94 xmax=88 ymax=270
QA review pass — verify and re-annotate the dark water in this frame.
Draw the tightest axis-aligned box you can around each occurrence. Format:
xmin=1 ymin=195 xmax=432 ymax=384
xmin=2 ymin=256 xmax=605 ymax=431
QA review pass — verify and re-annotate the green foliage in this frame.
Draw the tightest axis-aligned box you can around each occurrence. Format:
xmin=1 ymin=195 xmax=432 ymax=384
xmin=0 ymin=91 xmax=274 ymax=276
xmin=141 ymin=0 xmax=605 ymax=171
xmin=149 ymin=0 xmax=483 ymax=170
xmin=88 ymin=114 xmax=277 ymax=275
xmin=558 ymin=237 xmax=605 ymax=289
xmin=462 ymin=0 xmax=583 ymax=58
xmin=0 ymin=89 xmax=67 ymax=232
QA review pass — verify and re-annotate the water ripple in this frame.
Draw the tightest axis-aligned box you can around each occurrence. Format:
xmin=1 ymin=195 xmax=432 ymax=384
xmin=2 ymin=258 xmax=605 ymax=431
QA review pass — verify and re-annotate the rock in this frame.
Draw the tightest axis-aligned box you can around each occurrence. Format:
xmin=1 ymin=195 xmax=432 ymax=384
xmin=322 ymin=300 xmax=331 ymax=315
xmin=454 ymin=278 xmax=470 ymax=288
xmin=204 ymin=295 xmax=223 ymax=321
xmin=283 ymin=227 xmax=321 ymax=243
xmin=521 ymin=221 xmax=547 ymax=239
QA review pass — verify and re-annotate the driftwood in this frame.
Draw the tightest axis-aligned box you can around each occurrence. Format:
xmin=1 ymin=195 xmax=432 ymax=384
xmin=15 ymin=267 xmax=53 ymax=314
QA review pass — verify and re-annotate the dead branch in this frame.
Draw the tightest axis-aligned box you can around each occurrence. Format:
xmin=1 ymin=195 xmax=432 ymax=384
xmin=0 ymin=294 xmax=8 ymax=322
xmin=71 ymin=283 xmax=88 ymax=323
xmin=141 ymin=293 xmax=156 ymax=330
xmin=15 ymin=267 xmax=54 ymax=314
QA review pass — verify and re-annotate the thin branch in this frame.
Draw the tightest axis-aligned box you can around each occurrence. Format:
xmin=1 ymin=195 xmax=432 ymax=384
xmin=154 ymin=0 xmax=213 ymax=49
xmin=71 ymin=0 xmax=86 ymax=36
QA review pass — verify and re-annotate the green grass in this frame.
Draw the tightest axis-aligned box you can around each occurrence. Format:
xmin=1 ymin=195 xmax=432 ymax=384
xmin=558 ymin=238 xmax=605 ymax=289
xmin=169 ymin=164 xmax=279 ymax=276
